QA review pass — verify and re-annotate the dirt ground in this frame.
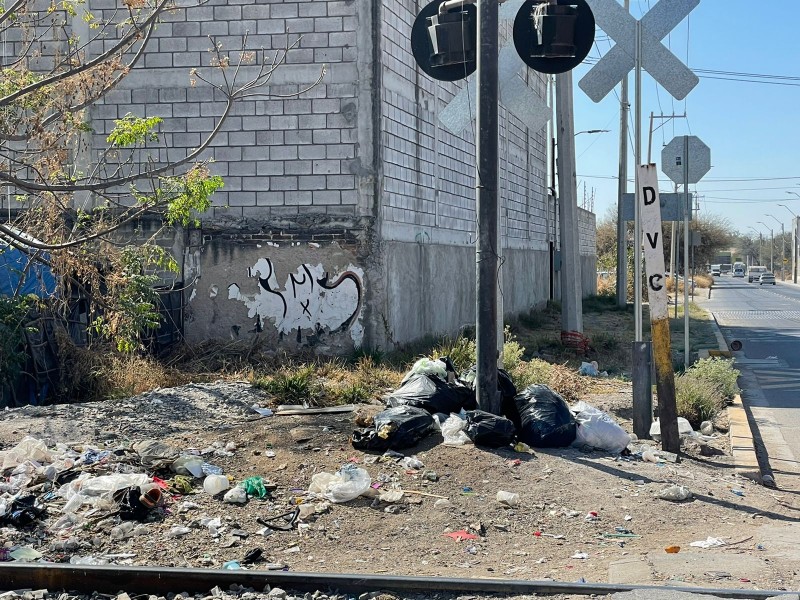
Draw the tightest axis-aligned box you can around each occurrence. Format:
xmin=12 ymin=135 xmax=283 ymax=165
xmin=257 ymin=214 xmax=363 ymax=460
xmin=1 ymin=379 xmax=798 ymax=596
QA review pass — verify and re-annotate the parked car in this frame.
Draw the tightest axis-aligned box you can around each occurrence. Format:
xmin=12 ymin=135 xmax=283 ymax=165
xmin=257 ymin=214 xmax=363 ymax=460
xmin=748 ymin=266 xmax=767 ymax=282
xmin=759 ymin=272 xmax=776 ymax=285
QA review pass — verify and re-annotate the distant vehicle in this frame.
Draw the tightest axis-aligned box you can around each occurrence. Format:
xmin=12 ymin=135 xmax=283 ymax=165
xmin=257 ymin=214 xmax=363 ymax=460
xmin=748 ymin=266 xmax=767 ymax=282
xmin=733 ymin=262 xmax=745 ymax=277
xmin=759 ymin=272 xmax=776 ymax=285
xmin=710 ymin=264 xmax=721 ymax=276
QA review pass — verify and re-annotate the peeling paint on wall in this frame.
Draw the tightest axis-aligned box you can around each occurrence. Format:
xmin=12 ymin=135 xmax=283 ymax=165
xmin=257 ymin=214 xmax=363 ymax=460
xmin=228 ymin=259 xmax=365 ymax=346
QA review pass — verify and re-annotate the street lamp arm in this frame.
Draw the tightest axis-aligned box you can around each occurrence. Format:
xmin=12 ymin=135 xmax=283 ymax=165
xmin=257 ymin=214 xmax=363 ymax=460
xmin=778 ymin=203 xmax=798 ymax=218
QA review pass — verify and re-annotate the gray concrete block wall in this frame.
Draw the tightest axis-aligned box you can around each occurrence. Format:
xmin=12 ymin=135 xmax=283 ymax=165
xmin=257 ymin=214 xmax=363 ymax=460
xmin=378 ymin=0 xmax=550 ymax=249
xmin=86 ymin=0 xmax=365 ymax=220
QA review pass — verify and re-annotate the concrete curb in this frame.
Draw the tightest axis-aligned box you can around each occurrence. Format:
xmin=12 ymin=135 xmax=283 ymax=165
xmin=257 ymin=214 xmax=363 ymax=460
xmin=704 ymin=313 xmax=762 ymax=483
xmin=727 ymin=394 xmax=762 ymax=483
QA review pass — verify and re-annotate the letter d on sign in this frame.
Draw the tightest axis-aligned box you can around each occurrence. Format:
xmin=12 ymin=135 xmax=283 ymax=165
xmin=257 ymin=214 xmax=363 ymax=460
xmin=643 ymin=186 xmax=657 ymax=206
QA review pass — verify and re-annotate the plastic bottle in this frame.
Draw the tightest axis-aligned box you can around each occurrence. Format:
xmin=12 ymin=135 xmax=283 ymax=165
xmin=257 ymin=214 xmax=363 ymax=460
xmin=496 ymin=491 xmax=520 ymax=507
xmin=203 ymin=474 xmax=230 ymax=495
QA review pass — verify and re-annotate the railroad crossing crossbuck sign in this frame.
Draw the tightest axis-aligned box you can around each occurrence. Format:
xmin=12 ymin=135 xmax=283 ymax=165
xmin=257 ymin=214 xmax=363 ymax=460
xmin=579 ymin=0 xmax=700 ymax=103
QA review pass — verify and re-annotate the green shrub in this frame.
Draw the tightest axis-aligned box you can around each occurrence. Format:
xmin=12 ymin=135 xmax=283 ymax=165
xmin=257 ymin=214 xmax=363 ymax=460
xmin=431 ymin=336 xmax=476 ymax=372
xmin=675 ymin=374 xmax=726 ymax=427
xmin=508 ymin=358 xmax=553 ymax=390
xmin=502 ymin=327 xmax=525 ymax=372
xmin=253 ymin=366 xmax=322 ymax=405
xmin=685 ymin=357 xmax=740 ymax=400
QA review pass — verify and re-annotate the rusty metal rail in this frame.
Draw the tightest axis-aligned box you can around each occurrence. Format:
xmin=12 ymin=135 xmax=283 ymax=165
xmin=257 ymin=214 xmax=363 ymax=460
xmin=0 ymin=564 xmax=796 ymax=599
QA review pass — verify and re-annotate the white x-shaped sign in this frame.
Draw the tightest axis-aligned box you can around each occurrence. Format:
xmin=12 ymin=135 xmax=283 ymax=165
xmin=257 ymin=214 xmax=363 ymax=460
xmin=579 ymin=0 xmax=700 ymax=103
xmin=439 ymin=0 xmax=551 ymax=135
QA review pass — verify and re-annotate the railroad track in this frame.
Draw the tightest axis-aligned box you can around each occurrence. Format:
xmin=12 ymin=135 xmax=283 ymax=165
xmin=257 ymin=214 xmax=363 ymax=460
xmin=0 ymin=564 xmax=795 ymax=599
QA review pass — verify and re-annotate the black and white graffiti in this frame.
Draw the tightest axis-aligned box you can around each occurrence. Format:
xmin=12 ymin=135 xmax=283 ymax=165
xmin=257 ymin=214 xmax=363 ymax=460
xmin=228 ymin=259 xmax=364 ymax=345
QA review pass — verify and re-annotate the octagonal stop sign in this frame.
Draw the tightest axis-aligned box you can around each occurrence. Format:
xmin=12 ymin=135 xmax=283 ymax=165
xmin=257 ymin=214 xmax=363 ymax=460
xmin=661 ymin=135 xmax=711 ymax=185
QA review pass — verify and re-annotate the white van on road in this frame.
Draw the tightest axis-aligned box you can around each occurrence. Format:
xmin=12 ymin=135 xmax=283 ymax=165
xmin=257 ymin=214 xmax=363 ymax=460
xmin=748 ymin=266 xmax=768 ymax=282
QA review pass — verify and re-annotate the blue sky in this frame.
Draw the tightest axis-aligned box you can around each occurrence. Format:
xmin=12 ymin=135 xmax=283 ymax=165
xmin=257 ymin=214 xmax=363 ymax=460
xmin=570 ymin=0 xmax=800 ymax=236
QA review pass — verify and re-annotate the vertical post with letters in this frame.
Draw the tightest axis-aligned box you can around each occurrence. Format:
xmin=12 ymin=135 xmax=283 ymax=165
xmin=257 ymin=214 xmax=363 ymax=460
xmin=639 ymin=164 xmax=680 ymax=454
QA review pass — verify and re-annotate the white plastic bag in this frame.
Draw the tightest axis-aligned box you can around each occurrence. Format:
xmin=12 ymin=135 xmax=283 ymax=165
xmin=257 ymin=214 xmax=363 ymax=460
xmin=1 ymin=436 xmax=51 ymax=470
xmin=650 ymin=417 xmax=694 ymax=441
xmin=407 ymin=358 xmax=447 ymax=381
xmin=441 ymin=414 xmax=472 ymax=446
xmin=571 ymin=401 xmax=631 ymax=454
xmin=324 ymin=465 xmax=371 ymax=503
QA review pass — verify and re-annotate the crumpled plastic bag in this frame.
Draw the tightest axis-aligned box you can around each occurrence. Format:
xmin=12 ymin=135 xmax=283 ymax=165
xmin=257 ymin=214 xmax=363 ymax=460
xmin=132 ymin=439 xmax=179 ymax=469
xmin=401 ymin=358 xmax=448 ymax=383
xmin=308 ymin=465 xmax=371 ymax=503
xmin=570 ymin=400 xmax=631 ymax=454
xmin=1 ymin=436 xmax=51 ymax=470
xmin=239 ymin=476 xmax=269 ymax=499
xmin=650 ymin=417 xmax=695 ymax=441
xmin=441 ymin=414 xmax=472 ymax=446
xmin=579 ymin=361 xmax=599 ymax=376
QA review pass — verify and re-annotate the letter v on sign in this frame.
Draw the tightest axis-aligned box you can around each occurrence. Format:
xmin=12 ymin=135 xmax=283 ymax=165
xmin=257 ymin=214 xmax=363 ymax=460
xmin=638 ymin=165 xmax=668 ymax=320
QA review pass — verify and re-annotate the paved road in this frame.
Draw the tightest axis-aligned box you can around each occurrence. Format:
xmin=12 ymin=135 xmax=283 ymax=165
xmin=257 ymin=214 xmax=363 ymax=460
xmin=702 ymin=275 xmax=800 ymax=489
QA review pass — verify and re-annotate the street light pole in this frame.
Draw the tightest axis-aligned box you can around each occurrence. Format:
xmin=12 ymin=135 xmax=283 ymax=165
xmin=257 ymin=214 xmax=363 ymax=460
xmin=766 ymin=214 xmax=785 ymax=281
xmin=748 ymin=226 xmax=762 ymax=266
xmin=779 ymin=202 xmax=798 ymax=283
xmin=758 ymin=221 xmax=774 ymax=272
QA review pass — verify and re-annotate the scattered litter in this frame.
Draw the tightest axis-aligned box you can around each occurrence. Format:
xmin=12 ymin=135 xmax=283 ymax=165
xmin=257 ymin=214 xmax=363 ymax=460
xmin=650 ymin=417 xmax=694 ymax=441
xmin=203 ymin=475 xmax=230 ymax=495
xmin=309 ymin=465 xmax=371 ymax=503
xmin=730 ymin=489 xmax=745 ymax=497
xmin=664 ymin=545 xmax=681 ymax=553
xmin=223 ymin=486 xmax=248 ymax=504
xmin=167 ymin=526 xmax=191 ymax=538
xmin=496 ymin=491 xmax=520 ymax=508
xmin=444 ymin=530 xmax=479 ymax=541
xmin=250 ymin=406 xmax=274 ymax=417
xmin=570 ymin=401 xmax=631 ymax=453
xmin=571 ymin=552 xmax=589 ymax=559
xmin=700 ymin=421 xmax=714 ymax=436
xmin=578 ymin=361 xmax=599 ymax=377
xmin=584 ymin=511 xmax=599 ymax=522
xmin=658 ymin=485 xmax=692 ymax=502
xmin=441 ymin=413 xmax=472 ymax=446
xmin=401 ymin=456 xmax=425 ymax=470
xmin=434 ymin=499 xmax=452 ymax=509
xmin=690 ymin=537 xmax=726 ymax=549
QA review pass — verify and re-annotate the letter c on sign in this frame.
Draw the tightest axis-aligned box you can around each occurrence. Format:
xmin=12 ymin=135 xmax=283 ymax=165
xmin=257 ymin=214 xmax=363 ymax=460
xmin=643 ymin=186 xmax=657 ymax=206
xmin=649 ymin=274 xmax=664 ymax=291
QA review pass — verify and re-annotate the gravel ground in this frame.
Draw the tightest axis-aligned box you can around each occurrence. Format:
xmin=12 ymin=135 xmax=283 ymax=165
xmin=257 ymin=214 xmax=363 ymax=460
xmin=0 ymin=379 xmax=795 ymax=595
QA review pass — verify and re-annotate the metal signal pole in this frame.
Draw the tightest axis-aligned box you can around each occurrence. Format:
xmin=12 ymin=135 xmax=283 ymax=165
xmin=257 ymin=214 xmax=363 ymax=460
xmin=475 ymin=0 xmax=500 ymax=414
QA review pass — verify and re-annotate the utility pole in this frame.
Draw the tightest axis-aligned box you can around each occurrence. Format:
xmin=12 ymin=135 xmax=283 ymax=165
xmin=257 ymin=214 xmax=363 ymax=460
xmin=475 ymin=0 xmax=499 ymax=414
xmin=682 ymin=135 xmax=690 ymax=370
xmin=556 ymin=72 xmax=582 ymax=334
xmin=633 ymin=19 xmax=643 ymax=342
xmin=766 ymin=214 xmax=785 ymax=280
xmin=615 ymin=0 xmax=630 ymax=309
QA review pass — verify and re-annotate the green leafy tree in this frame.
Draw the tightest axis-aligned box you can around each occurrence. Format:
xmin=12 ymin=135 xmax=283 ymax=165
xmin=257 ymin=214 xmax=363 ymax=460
xmin=0 ymin=0 xmax=324 ymax=350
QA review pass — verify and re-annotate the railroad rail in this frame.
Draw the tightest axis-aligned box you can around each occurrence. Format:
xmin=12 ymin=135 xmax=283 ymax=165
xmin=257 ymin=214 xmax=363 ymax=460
xmin=0 ymin=564 xmax=796 ymax=599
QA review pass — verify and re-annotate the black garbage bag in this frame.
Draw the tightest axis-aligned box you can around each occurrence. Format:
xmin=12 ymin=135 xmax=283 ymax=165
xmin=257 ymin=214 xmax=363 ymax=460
xmin=461 ymin=366 xmax=519 ymax=425
xmin=514 ymin=384 xmax=577 ymax=448
xmin=351 ymin=405 xmax=435 ymax=451
xmin=464 ymin=410 xmax=517 ymax=447
xmin=0 ymin=495 xmax=46 ymax=528
xmin=385 ymin=373 xmax=476 ymax=414
xmin=113 ymin=486 xmax=150 ymax=522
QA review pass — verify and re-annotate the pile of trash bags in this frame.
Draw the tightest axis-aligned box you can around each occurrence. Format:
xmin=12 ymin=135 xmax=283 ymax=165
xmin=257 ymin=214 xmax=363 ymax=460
xmin=350 ymin=358 xmax=632 ymax=455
